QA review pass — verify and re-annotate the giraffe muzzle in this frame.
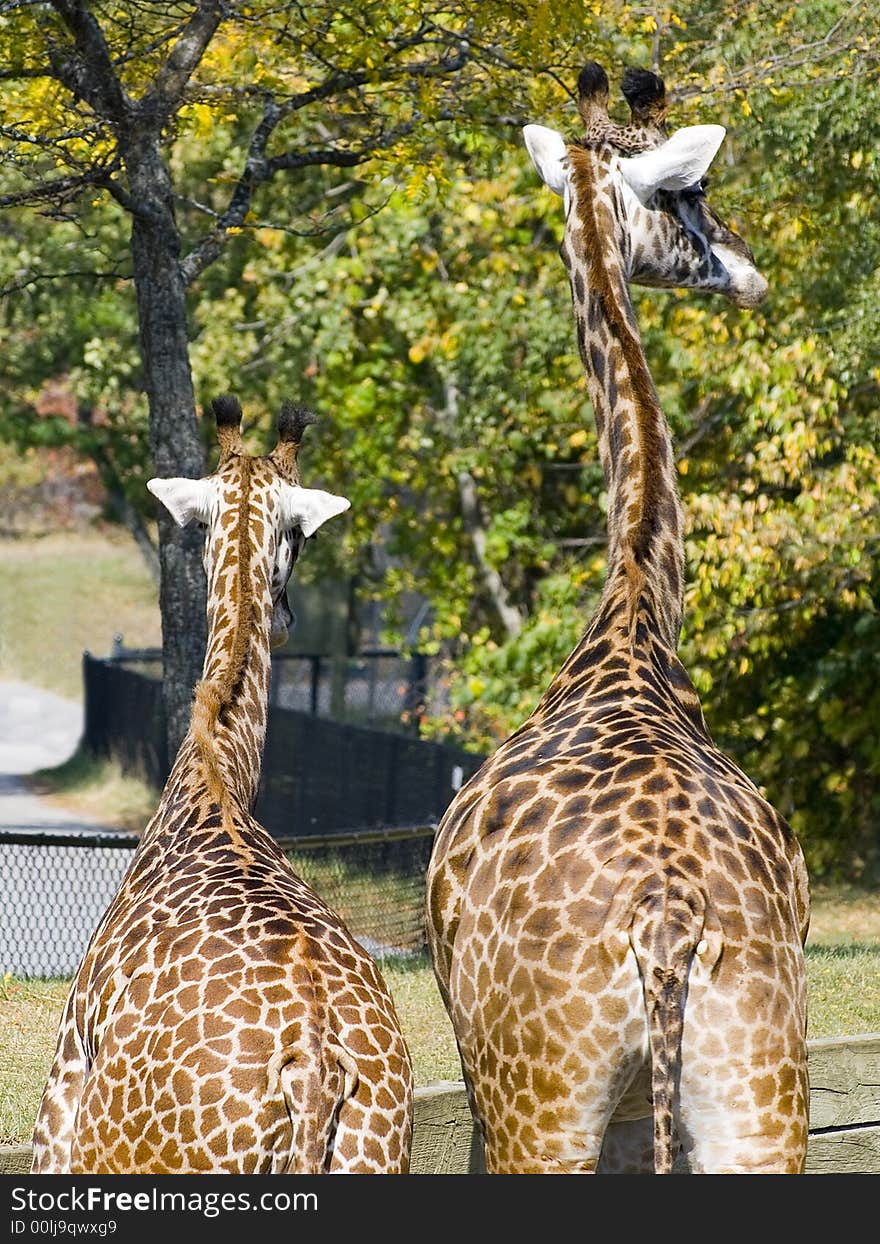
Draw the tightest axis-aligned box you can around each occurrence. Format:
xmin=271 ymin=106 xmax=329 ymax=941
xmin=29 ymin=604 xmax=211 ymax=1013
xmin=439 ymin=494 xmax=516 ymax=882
xmin=711 ymin=242 xmax=769 ymax=309
xmin=730 ymin=269 xmax=769 ymax=308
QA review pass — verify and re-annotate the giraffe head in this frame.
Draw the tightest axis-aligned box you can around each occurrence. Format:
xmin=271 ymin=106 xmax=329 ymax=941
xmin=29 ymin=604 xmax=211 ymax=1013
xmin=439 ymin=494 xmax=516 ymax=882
xmin=147 ymin=396 xmax=350 ymax=649
xmin=523 ymin=61 xmax=768 ymax=308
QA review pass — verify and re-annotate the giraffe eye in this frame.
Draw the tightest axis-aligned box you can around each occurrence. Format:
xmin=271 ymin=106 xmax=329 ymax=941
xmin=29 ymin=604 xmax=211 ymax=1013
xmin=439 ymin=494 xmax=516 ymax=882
xmin=682 ymin=182 xmax=706 ymax=202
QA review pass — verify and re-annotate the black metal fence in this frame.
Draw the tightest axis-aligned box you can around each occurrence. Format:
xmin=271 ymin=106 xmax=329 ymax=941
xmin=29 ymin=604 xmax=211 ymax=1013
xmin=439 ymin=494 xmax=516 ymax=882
xmin=269 ymin=649 xmax=429 ymax=735
xmin=83 ymin=654 xmax=485 ymax=836
xmin=105 ymin=637 xmax=430 ymax=735
xmin=1 ymin=825 xmax=437 ymax=978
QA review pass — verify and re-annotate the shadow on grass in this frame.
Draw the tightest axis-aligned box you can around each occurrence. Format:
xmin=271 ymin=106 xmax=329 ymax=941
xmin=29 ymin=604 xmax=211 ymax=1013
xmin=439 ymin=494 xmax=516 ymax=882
xmin=26 ymin=745 xmax=104 ymax=795
xmin=806 ymin=942 xmax=880 ymax=960
xmin=23 ymin=744 xmax=157 ymax=834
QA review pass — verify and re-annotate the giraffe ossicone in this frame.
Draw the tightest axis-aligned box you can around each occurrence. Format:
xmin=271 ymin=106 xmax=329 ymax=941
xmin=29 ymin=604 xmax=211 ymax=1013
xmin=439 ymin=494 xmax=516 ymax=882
xmin=426 ymin=61 xmax=809 ymax=1175
xmin=31 ymin=396 xmax=413 ymax=1174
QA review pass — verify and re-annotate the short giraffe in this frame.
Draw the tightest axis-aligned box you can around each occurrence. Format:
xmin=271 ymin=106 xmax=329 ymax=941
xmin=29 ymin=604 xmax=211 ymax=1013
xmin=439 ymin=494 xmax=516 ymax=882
xmin=426 ymin=63 xmax=809 ymax=1175
xmin=32 ymin=397 xmax=413 ymax=1174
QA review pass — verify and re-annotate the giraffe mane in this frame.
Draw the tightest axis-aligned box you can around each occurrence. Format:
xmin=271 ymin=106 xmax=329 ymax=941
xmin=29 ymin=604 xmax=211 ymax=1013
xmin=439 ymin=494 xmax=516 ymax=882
xmin=192 ymin=453 xmax=255 ymax=811
xmin=567 ymin=145 xmax=670 ymax=576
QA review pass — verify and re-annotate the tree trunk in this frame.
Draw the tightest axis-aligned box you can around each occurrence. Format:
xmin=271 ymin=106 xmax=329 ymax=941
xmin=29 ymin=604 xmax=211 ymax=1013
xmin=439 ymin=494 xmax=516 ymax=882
xmin=122 ymin=132 xmax=206 ymax=762
xmin=441 ymin=373 xmax=524 ymax=640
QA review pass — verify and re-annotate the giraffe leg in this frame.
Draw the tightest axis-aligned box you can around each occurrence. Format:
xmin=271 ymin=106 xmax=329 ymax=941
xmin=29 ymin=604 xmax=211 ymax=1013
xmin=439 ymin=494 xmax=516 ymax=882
xmin=478 ymin=1091 xmax=612 ymax=1175
xmin=677 ymin=976 xmax=809 ymax=1174
xmin=597 ymin=1116 xmax=660 ymax=1174
xmin=30 ymin=996 xmax=87 ymax=1173
xmin=678 ymin=1059 xmax=808 ymax=1174
xmin=482 ymin=1133 xmax=605 ymax=1174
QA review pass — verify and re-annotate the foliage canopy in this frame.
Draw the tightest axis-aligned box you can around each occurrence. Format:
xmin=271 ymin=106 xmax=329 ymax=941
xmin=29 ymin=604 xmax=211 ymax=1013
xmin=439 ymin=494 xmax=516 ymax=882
xmin=0 ymin=1 xmax=878 ymax=879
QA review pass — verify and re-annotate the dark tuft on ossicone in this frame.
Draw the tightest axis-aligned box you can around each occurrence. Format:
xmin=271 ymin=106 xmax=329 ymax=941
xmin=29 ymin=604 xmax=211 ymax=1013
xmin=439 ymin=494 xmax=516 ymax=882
xmin=621 ymin=67 xmax=666 ymax=116
xmin=578 ymin=61 xmax=610 ymax=101
xmin=277 ymin=400 xmax=318 ymax=445
xmin=210 ymin=394 xmax=243 ymax=427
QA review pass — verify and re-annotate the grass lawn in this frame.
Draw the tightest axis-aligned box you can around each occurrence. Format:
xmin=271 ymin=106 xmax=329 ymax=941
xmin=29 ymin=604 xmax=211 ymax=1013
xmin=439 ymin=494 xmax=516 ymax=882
xmin=3 ymin=886 xmax=879 ymax=1146
xmin=0 ymin=529 xmax=160 ymax=702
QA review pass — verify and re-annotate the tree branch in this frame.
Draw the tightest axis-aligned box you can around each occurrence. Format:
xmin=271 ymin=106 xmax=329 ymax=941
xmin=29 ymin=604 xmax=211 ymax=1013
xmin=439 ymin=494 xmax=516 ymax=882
xmin=0 ymin=166 xmax=109 ymax=209
xmin=48 ymin=0 xmax=130 ymax=119
xmin=672 ymin=0 xmax=874 ymax=103
xmin=180 ymin=92 xmax=283 ymax=285
xmin=440 ymin=373 xmax=524 ymax=640
xmin=180 ymin=106 xmax=421 ymax=285
xmin=0 ymin=267 xmax=127 ymax=298
xmin=0 ymin=158 xmax=138 ymax=214
xmin=139 ymin=0 xmax=225 ymax=123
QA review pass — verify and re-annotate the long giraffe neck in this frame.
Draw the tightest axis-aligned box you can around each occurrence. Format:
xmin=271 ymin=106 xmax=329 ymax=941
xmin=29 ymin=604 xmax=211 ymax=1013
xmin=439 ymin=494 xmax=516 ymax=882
xmin=564 ymin=146 xmax=684 ymax=649
xmin=160 ymin=457 xmax=273 ymax=824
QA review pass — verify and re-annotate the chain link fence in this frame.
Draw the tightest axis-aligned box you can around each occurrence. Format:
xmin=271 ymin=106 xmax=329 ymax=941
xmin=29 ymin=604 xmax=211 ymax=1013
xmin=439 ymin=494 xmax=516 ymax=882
xmin=1 ymin=825 xmax=436 ymax=978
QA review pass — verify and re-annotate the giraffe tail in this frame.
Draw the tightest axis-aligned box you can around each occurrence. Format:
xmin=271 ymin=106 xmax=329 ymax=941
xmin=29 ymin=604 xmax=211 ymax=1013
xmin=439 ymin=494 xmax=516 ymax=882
xmin=630 ymin=896 xmax=706 ymax=1175
xmin=276 ymin=1031 xmax=359 ymax=1174
xmin=276 ymin=942 xmax=360 ymax=1174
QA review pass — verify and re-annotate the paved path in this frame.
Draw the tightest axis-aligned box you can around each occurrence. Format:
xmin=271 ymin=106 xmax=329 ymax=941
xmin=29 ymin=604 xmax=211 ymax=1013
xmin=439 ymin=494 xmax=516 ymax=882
xmin=0 ymin=680 xmax=123 ymax=834
xmin=0 ymin=681 xmax=133 ymax=975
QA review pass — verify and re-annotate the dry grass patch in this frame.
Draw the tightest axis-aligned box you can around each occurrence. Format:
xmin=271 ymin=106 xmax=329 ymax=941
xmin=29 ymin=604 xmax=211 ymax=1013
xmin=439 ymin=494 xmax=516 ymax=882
xmin=806 ymin=882 xmax=880 ymax=945
xmin=26 ymin=748 xmax=158 ymax=835
xmin=0 ymin=529 xmax=159 ymax=702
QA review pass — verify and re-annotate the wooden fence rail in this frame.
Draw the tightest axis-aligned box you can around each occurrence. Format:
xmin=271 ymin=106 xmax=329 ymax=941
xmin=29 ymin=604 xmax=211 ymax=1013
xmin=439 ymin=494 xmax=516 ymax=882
xmin=3 ymin=1034 xmax=878 ymax=1175
xmin=410 ymin=1033 xmax=880 ymax=1174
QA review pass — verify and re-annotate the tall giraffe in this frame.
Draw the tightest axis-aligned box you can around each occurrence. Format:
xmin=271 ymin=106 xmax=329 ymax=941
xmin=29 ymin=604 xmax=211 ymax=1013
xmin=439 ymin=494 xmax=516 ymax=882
xmin=32 ymin=397 xmax=413 ymax=1174
xmin=426 ymin=63 xmax=810 ymax=1175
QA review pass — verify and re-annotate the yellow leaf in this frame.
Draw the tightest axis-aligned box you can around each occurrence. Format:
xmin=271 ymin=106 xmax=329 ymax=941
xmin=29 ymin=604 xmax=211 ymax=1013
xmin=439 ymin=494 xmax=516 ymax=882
xmin=569 ymin=429 xmax=588 ymax=448
xmin=192 ymin=102 xmax=213 ymax=136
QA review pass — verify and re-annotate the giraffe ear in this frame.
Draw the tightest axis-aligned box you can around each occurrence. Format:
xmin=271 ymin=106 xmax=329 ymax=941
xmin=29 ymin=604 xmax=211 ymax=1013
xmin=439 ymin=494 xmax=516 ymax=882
xmin=522 ymin=124 xmax=569 ymax=197
xmin=147 ymin=477 xmax=216 ymax=527
xmin=278 ymin=484 xmax=350 ymax=538
xmin=618 ymin=124 xmax=726 ymax=202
